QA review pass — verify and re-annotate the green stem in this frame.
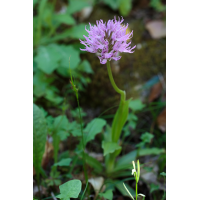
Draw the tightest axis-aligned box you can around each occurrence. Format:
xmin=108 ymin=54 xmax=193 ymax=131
xmin=106 ymin=61 xmax=126 ymax=103
xmin=135 ymin=172 xmax=138 ymax=200
xmin=36 ymin=173 xmax=41 ymax=200
xmin=76 ymin=93 xmax=88 ymax=182
xmin=136 ymin=182 xmax=137 ymax=200
xmin=105 ymin=61 xmax=129 ymax=174
xmin=68 ymin=60 xmax=88 ymax=183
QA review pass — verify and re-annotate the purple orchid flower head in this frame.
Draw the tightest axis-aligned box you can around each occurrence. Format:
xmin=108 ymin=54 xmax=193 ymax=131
xmin=80 ymin=16 xmax=136 ymax=64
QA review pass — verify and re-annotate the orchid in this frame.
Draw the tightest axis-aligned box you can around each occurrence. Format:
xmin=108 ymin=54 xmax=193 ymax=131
xmin=123 ymin=160 xmax=145 ymax=200
xmin=80 ymin=16 xmax=136 ymax=64
xmin=80 ymin=17 xmax=136 ymax=174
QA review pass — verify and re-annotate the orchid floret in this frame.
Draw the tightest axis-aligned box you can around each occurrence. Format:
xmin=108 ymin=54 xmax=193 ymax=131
xmin=80 ymin=16 xmax=136 ymax=64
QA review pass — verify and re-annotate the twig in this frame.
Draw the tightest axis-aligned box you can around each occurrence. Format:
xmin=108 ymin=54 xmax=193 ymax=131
xmin=51 ymin=192 xmax=57 ymax=200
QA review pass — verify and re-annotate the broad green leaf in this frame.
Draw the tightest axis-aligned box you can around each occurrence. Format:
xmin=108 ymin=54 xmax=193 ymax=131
xmin=34 ymin=44 xmax=61 ymax=74
xmin=138 ymin=148 xmax=165 ymax=156
xmin=112 ymin=98 xmax=131 ymax=143
xmin=41 ymin=24 xmax=88 ymax=44
xmin=123 ymin=183 xmax=135 ymax=200
xmin=57 ymin=130 xmax=70 ymax=141
xmin=84 ymin=154 xmax=103 ymax=172
xmin=50 ymin=44 xmax=80 ymax=70
xmin=54 ymin=115 xmax=69 ymax=132
xmin=119 ymin=0 xmax=132 ymax=17
xmin=71 ymin=128 xmax=82 ymax=137
xmin=59 ymin=151 xmax=70 ymax=161
xmin=53 ymin=13 xmax=76 ymax=25
xmin=57 ymin=179 xmax=82 ymax=200
xmin=114 ymin=150 xmax=137 ymax=172
xmin=83 ymin=118 xmax=106 ymax=145
xmin=78 ymin=60 xmax=93 ymax=74
xmin=45 ymin=88 xmax=64 ymax=105
xmin=99 ymin=189 xmax=113 ymax=200
xmin=129 ymin=99 xmax=146 ymax=112
xmin=54 ymin=158 xmax=72 ymax=166
xmin=67 ymin=0 xmax=90 ymax=14
xmin=102 ymin=141 xmax=121 ymax=156
xmin=33 ymin=69 xmax=54 ymax=97
xmin=33 ymin=104 xmax=47 ymax=178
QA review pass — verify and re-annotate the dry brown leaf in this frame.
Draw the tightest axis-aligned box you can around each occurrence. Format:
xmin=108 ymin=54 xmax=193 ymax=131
xmin=145 ymin=20 xmax=166 ymax=39
xmin=42 ymin=141 xmax=54 ymax=169
xmin=157 ymin=108 xmax=166 ymax=132
xmin=86 ymin=149 xmax=104 ymax=162
xmin=148 ymin=82 xmax=163 ymax=102
xmin=79 ymin=7 xmax=93 ymax=21
xmin=88 ymin=177 xmax=105 ymax=198
xmin=33 ymin=185 xmax=47 ymax=197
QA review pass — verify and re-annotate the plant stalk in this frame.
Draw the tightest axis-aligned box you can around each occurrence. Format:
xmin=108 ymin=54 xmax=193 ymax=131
xmin=106 ymin=61 xmax=126 ymax=103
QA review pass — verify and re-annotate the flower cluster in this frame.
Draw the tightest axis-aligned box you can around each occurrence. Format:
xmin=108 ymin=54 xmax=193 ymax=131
xmin=80 ymin=16 xmax=136 ymax=64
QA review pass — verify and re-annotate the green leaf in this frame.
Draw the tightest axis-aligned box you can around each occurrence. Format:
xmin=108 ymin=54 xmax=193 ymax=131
xmin=129 ymin=99 xmax=146 ymax=112
xmin=34 ymin=44 xmax=61 ymax=74
xmin=54 ymin=115 xmax=69 ymax=132
xmin=33 ymin=0 xmax=38 ymax=7
xmin=150 ymin=183 xmax=159 ymax=193
xmin=119 ymin=0 xmax=132 ymax=17
xmin=112 ymin=98 xmax=131 ymax=143
xmin=138 ymin=148 xmax=165 ymax=156
xmin=54 ymin=158 xmax=72 ymax=166
xmin=78 ymin=60 xmax=93 ymax=74
xmin=115 ymin=181 xmax=135 ymax=197
xmin=136 ymin=132 xmax=154 ymax=148
xmin=67 ymin=0 xmax=90 ymax=14
xmin=33 ymin=69 xmax=55 ymax=97
xmin=45 ymin=88 xmax=64 ymax=105
xmin=83 ymin=118 xmax=106 ymax=144
xmin=59 ymin=151 xmax=70 ymax=161
xmin=141 ymin=132 xmax=154 ymax=143
xmin=54 ymin=45 xmax=81 ymax=70
xmin=33 ymin=104 xmax=47 ymax=178
xmin=160 ymin=172 xmax=166 ymax=177
xmin=84 ymin=154 xmax=103 ymax=172
xmin=102 ymin=141 xmax=121 ymax=156
xmin=41 ymin=24 xmax=88 ymax=44
xmin=57 ymin=179 xmax=82 ymax=200
xmin=99 ymin=189 xmax=113 ymax=200
xmin=53 ymin=13 xmax=76 ymax=25
xmin=114 ymin=150 xmax=137 ymax=172
xmin=103 ymin=0 xmax=121 ymax=10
